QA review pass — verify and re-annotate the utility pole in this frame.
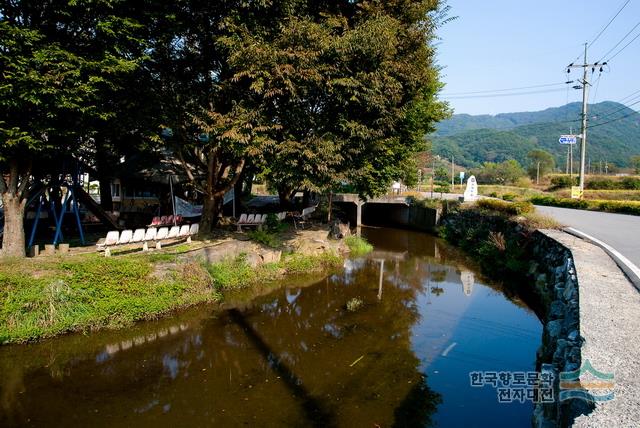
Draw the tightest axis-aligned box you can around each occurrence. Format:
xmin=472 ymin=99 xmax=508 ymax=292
xmin=451 ymin=155 xmax=454 ymax=189
xmin=536 ymin=161 xmax=541 ymax=185
xmin=567 ymin=43 xmax=605 ymax=196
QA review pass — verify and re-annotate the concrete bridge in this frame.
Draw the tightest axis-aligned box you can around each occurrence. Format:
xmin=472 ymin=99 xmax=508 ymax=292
xmin=332 ymin=193 xmax=439 ymax=231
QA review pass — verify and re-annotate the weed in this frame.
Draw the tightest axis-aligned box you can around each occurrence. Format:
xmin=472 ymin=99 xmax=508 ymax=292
xmin=247 ymin=229 xmax=281 ymax=248
xmin=346 ymin=298 xmax=364 ymax=312
xmin=344 ymin=235 xmax=374 ymax=257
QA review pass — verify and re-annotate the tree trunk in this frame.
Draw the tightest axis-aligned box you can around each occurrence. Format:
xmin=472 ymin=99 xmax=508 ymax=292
xmin=200 ymin=193 xmax=223 ymax=233
xmin=99 ymin=178 xmax=113 ymax=212
xmin=278 ymin=186 xmax=295 ymax=210
xmin=233 ymin=170 xmax=244 ymax=218
xmin=1 ymin=193 xmax=26 ymax=258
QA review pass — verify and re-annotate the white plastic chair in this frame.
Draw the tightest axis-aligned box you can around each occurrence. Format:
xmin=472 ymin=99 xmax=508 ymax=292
xmin=189 ymin=223 xmax=199 ymax=235
xmin=97 ymin=231 xmax=120 ymax=248
xmin=168 ymin=226 xmax=180 ymax=239
xmin=132 ymin=229 xmax=145 ymax=243
xmin=179 ymin=225 xmax=190 ymax=237
xmin=156 ymin=227 xmax=169 ymax=241
xmin=144 ymin=227 xmax=157 ymax=241
xmin=246 ymin=214 xmax=255 ymax=224
xmin=117 ymin=230 xmax=133 ymax=245
xmin=238 ymin=213 xmax=248 ymax=224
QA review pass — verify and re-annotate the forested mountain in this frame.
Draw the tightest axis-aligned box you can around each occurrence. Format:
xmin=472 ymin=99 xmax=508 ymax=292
xmin=432 ymin=102 xmax=640 ymax=167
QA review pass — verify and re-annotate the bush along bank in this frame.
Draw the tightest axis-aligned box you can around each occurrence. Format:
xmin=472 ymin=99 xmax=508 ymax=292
xmin=440 ymin=205 xmax=589 ymax=426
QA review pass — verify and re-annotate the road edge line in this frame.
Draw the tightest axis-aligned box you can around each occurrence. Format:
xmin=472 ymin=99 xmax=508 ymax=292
xmin=564 ymin=227 xmax=640 ymax=292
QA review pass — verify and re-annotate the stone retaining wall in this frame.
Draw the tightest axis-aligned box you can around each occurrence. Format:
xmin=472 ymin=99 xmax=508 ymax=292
xmin=529 ymin=230 xmax=588 ymax=427
xmin=438 ymin=211 xmax=592 ymax=427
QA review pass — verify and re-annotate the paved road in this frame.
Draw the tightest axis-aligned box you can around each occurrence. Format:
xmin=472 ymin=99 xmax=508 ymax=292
xmin=535 ymin=205 xmax=640 ymax=268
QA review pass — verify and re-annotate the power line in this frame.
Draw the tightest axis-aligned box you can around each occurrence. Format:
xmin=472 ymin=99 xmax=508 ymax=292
xmin=608 ymin=30 xmax=640 ymax=61
xmin=441 ymin=82 xmax=567 ymax=96
xmin=588 ymin=0 xmax=632 ymax=48
xmin=593 ymin=98 xmax=640 ymax=119
xmin=588 ymin=101 xmax=640 ymax=129
xmin=587 ymin=110 xmax=639 ymax=129
xmin=618 ymin=89 xmax=640 ymax=103
xmin=597 ymin=20 xmax=640 ymax=60
xmin=442 ymin=87 xmax=569 ymax=100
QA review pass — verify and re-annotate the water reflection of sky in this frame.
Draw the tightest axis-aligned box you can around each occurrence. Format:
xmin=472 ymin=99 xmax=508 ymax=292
xmin=409 ymin=266 xmax=541 ymax=428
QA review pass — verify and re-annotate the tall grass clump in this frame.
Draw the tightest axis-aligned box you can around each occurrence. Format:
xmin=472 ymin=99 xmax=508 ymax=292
xmin=344 ymin=235 xmax=374 ymax=257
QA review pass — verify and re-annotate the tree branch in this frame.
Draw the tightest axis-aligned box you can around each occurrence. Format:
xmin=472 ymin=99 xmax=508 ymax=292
xmin=17 ymin=160 xmax=32 ymax=199
xmin=8 ymin=159 xmax=19 ymax=194
xmin=213 ymin=159 xmax=245 ymax=198
xmin=0 ymin=171 xmax=7 ymax=194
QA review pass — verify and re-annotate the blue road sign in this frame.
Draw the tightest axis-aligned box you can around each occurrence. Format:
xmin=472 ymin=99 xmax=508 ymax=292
xmin=559 ymin=135 xmax=578 ymax=145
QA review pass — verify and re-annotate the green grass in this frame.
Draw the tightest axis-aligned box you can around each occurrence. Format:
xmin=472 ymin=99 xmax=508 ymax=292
xmin=207 ymin=251 xmax=342 ymax=290
xmin=247 ymin=229 xmax=281 ymax=248
xmin=476 ymin=199 xmax=534 ymax=216
xmin=344 ymin=235 xmax=374 ymax=257
xmin=0 ymin=254 xmax=220 ymax=344
xmin=477 ymin=185 xmax=544 ymax=201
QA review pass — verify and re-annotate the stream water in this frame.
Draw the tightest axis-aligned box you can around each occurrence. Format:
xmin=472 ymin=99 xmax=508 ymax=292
xmin=0 ymin=227 xmax=541 ymax=427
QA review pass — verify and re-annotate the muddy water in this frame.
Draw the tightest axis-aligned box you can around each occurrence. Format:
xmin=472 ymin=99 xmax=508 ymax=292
xmin=0 ymin=228 xmax=541 ymax=427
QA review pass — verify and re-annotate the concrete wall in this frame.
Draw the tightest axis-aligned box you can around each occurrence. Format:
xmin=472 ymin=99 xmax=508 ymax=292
xmin=358 ymin=203 xmax=440 ymax=232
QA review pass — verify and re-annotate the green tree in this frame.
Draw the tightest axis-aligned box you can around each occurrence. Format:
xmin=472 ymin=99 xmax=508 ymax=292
xmin=228 ymin=0 xmax=450 ymax=205
xmin=631 ymin=155 xmax=640 ymax=175
xmin=0 ymin=2 xmax=145 ymax=257
xmin=475 ymin=160 xmax=525 ymax=185
xmin=527 ymin=149 xmax=556 ymax=181
xmin=148 ymin=0 xmax=276 ymax=231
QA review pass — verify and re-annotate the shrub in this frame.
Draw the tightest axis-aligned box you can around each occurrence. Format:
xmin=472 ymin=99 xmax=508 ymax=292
xmin=549 ymin=175 xmax=576 ymax=189
xmin=434 ymin=181 xmax=450 ymax=193
xmin=529 ymin=195 xmax=640 ymax=215
xmin=621 ymin=177 xmax=640 ymax=190
xmin=488 ymin=192 xmax=498 ymax=198
xmin=593 ymin=200 xmax=640 ymax=215
xmin=501 ymin=193 xmax=516 ymax=201
xmin=514 ymin=177 xmax=532 ymax=188
xmin=247 ymin=229 xmax=280 ymax=248
xmin=584 ymin=176 xmax=640 ymax=190
xmin=344 ymin=235 xmax=374 ymax=257
xmin=476 ymin=199 xmax=533 ymax=216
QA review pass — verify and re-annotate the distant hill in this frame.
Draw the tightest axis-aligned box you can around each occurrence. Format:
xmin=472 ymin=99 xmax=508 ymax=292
xmin=432 ymin=101 xmax=640 ymax=168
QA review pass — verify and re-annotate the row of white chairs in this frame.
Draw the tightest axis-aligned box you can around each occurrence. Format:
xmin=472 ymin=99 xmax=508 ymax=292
xmin=96 ymin=223 xmax=199 ymax=255
xmin=236 ymin=212 xmax=287 ymax=231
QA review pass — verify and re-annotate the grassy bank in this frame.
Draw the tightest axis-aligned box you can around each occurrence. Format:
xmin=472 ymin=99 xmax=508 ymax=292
xmin=1 ymin=234 xmax=351 ymax=344
xmin=439 ymin=202 xmax=560 ymax=280
xmin=0 ymin=253 xmax=219 ymax=344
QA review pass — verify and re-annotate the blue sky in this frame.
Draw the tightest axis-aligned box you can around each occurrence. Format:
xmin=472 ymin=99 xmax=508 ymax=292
xmin=436 ymin=0 xmax=640 ymax=115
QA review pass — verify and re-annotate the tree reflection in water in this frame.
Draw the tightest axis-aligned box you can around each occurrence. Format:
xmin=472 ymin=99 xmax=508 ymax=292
xmin=0 ymin=228 xmax=540 ymax=427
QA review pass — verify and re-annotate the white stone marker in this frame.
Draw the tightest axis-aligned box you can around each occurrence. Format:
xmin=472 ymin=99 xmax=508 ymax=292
xmin=463 ymin=175 xmax=478 ymax=202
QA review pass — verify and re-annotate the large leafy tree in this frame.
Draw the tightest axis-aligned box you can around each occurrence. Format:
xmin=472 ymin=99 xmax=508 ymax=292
xmin=527 ymin=149 xmax=555 ymax=180
xmin=229 ymin=0 xmax=450 ymax=204
xmin=147 ymin=0 xmax=275 ymax=231
xmin=0 ymin=1 xmax=145 ymax=257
